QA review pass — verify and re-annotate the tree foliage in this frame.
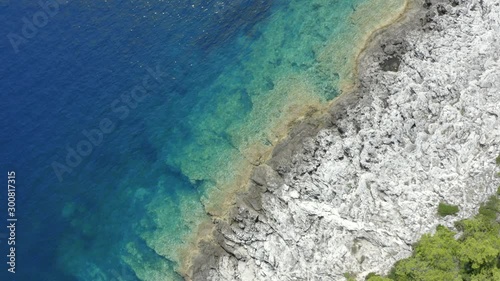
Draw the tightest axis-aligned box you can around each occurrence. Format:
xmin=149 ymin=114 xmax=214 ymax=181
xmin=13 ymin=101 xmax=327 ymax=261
xmin=367 ymin=195 xmax=500 ymax=281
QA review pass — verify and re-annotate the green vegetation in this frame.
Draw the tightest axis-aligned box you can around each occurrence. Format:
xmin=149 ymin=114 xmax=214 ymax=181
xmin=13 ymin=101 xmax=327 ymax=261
xmin=437 ymin=202 xmax=460 ymax=217
xmin=344 ymin=272 xmax=357 ymax=281
xmin=365 ymin=273 xmax=391 ymax=281
xmin=362 ymin=157 xmax=500 ymax=281
xmin=367 ymin=276 xmax=392 ymax=281
xmin=367 ymin=195 xmax=500 ymax=281
xmin=478 ymin=196 xmax=500 ymax=221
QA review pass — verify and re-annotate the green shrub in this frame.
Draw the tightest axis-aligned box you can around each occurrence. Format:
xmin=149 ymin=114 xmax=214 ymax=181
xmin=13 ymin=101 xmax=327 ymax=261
xmin=374 ymin=194 xmax=500 ymax=280
xmin=437 ymin=202 xmax=459 ymax=217
xmin=361 ymin=157 xmax=500 ymax=281
xmin=366 ymin=272 xmax=392 ymax=281
xmin=366 ymin=272 xmax=378 ymax=279
xmin=344 ymin=272 xmax=356 ymax=281
xmin=366 ymin=276 xmax=392 ymax=281
xmin=478 ymin=196 xmax=500 ymax=221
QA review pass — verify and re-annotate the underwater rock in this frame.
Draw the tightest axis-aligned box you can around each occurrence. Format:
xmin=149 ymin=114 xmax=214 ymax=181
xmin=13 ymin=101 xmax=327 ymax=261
xmin=188 ymin=0 xmax=500 ymax=280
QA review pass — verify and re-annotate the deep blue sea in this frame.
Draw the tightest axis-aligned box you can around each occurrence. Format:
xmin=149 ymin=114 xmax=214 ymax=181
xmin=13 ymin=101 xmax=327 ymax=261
xmin=0 ymin=0 xmax=405 ymax=280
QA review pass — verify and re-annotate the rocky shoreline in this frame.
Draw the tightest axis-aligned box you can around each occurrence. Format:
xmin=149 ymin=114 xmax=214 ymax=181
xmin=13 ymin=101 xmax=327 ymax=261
xmin=186 ymin=0 xmax=500 ymax=280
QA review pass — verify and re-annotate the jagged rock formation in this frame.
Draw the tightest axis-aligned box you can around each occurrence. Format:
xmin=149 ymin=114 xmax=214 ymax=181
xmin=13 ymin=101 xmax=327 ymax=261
xmin=188 ymin=0 xmax=500 ymax=280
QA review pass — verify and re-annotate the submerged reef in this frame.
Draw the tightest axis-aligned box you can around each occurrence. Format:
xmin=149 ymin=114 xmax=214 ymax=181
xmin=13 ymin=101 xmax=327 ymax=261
xmin=184 ymin=0 xmax=500 ymax=280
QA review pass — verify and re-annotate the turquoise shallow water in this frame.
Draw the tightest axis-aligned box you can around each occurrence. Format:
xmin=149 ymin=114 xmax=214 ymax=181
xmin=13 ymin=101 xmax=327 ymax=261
xmin=0 ymin=0 xmax=405 ymax=280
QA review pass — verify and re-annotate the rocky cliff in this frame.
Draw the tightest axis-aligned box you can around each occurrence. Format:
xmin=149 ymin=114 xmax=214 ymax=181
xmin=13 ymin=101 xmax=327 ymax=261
xmin=188 ymin=0 xmax=500 ymax=280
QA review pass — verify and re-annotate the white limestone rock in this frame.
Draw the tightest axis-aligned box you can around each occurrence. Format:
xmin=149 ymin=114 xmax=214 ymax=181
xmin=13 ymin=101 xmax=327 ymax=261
xmin=190 ymin=0 xmax=500 ymax=280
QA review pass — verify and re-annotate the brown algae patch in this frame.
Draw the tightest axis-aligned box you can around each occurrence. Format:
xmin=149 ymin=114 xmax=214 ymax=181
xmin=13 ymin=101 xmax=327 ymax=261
xmin=176 ymin=0 xmax=410 ymax=279
xmin=318 ymin=0 xmax=410 ymax=92
xmin=118 ymin=1 xmax=411 ymax=280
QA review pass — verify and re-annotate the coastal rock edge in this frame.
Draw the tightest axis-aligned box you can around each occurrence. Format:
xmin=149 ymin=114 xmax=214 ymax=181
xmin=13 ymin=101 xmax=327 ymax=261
xmin=188 ymin=0 xmax=500 ymax=280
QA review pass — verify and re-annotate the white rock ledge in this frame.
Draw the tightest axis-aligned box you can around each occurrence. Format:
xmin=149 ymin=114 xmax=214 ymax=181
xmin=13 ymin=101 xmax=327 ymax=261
xmin=189 ymin=0 xmax=500 ymax=280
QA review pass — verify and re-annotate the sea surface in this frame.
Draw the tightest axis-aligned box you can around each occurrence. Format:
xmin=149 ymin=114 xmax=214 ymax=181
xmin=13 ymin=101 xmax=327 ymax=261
xmin=0 ymin=0 xmax=405 ymax=280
